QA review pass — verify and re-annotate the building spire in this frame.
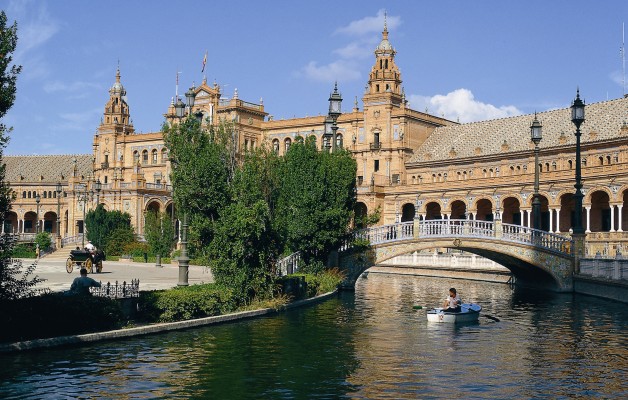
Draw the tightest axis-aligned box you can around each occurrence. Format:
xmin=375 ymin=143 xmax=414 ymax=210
xmin=383 ymin=10 xmax=388 ymax=39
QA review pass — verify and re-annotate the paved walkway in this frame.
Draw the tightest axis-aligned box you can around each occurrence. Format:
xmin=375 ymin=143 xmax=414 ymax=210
xmin=16 ymin=258 xmax=214 ymax=293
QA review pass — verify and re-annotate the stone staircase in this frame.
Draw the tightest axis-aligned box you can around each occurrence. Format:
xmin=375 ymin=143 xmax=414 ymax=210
xmin=43 ymin=242 xmax=83 ymax=261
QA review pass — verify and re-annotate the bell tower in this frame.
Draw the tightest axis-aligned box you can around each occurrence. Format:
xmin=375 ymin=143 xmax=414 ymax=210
xmin=99 ymin=67 xmax=135 ymax=136
xmin=363 ymin=17 xmax=403 ymax=108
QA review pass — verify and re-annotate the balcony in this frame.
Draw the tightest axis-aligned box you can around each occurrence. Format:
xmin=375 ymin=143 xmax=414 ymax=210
xmin=101 ymin=162 xmax=109 ymax=169
xmin=370 ymin=142 xmax=381 ymax=150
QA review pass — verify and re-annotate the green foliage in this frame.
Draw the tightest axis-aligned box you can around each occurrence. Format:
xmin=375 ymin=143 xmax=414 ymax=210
xmin=122 ymin=241 xmax=149 ymax=257
xmin=85 ymin=204 xmax=133 ymax=250
xmin=11 ymin=243 xmax=35 ymax=258
xmin=275 ymin=137 xmax=357 ymax=264
xmin=144 ymin=211 xmax=175 ymax=257
xmin=0 ymin=294 xmax=126 ymax=342
xmin=356 ymin=206 xmax=381 ymax=229
xmin=35 ymin=232 xmax=52 ymax=251
xmin=105 ymin=226 xmax=137 ymax=256
xmin=0 ymin=12 xmax=41 ymax=301
xmin=138 ymin=284 xmax=236 ymax=323
xmin=289 ymin=268 xmax=345 ymax=298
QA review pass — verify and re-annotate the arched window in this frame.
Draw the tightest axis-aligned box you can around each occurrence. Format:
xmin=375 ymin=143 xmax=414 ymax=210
xmin=142 ymin=150 xmax=148 ymax=164
xmin=272 ymin=139 xmax=279 ymax=154
xmin=284 ymin=138 xmax=291 ymax=153
xmin=568 ymin=160 xmax=573 ymax=169
xmin=28 ymin=191 xmax=31 ymax=198
xmin=43 ymin=191 xmax=47 ymax=198
xmin=552 ymin=161 xmax=557 ymax=170
xmin=22 ymin=191 xmax=26 ymax=198
xmin=599 ymin=156 xmax=604 ymax=166
xmin=133 ymin=151 xmax=139 ymax=164
xmin=161 ymin=148 xmax=168 ymax=162
xmin=607 ymin=155 xmax=611 ymax=165
xmin=336 ymin=134 xmax=343 ymax=149
xmin=152 ymin=149 xmax=158 ymax=164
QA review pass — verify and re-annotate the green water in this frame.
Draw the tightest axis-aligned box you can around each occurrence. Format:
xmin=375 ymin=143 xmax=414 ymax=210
xmin=1 ymin=273 xmax=626 ymax=399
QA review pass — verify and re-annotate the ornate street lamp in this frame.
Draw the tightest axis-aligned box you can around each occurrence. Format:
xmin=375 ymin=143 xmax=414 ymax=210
xmin=35 ymin=193 xmax=41 ymax=234
xmin=176 ymin=85 xmax=196 ymax=286
xmin=55 ymin=182 xmax=62 ymax=245
xmin=571 ymin=89 xmax=586 ymax=235
xmin=174 ymin=97 xmax=186 ymax=118
xmin=530 ymin=113 xmax=543 ymax=230
xmin=327 ymin=82 xmax=342 ymax=151
xmin=323 ymin=116 xmax=334 ymax=150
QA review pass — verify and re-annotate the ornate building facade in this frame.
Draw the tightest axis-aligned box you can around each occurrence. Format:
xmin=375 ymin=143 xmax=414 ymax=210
xmin=4 ymin=24 xmax=628 ymax=255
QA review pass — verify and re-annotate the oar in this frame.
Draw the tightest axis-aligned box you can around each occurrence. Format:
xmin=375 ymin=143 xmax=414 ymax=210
xmin=412 ymin=305 xmax=423 ymax=310
xmin=483 ymin=314 xmax=500 ymax=322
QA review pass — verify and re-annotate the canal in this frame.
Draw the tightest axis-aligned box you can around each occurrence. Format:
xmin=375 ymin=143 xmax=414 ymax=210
xmin=1 ymin=273 xmax=626 ymax=399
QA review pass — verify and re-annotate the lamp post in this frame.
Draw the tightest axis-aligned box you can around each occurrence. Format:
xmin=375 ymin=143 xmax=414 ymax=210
xmin=571 ymin=90 xmax=586 ymax=235
xmin=55 ymin=182 xmax=62 ymax=247
xmin=35 ymin=193 xmax=41 ymax=234
xmin=76 ymin=185 xmax=91 ymax=248
xmin=530 ymin=113 xmax=543 ymax=230
xmin=327 ymin=82 xmax=342 ymax=151
xmin=175 ymin=86 xmax=196 ymax=286
xmin=94 ymin=179 xmax=102 ymax=205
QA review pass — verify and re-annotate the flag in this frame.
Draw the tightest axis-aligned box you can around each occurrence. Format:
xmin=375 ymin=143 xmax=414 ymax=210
xmin=201 ymin=51 xmax=207 ymax=73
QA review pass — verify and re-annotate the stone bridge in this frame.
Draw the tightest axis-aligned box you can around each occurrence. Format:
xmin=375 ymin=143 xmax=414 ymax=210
xmin=338 ymin=219 xmax=577 ymax=292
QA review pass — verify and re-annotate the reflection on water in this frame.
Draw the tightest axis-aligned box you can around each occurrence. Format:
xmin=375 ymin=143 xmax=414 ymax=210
xmin=0 ymin=273 xmax=626 ymax=399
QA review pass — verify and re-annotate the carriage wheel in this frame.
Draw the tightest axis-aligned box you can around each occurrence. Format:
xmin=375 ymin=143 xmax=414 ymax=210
xmin=66 ymin=257 xmax=73 ymax=274
xmin=85 ymin=258 xmax=93 ymax=273
xmin=96 ymin=261 xmax=103 ymax=273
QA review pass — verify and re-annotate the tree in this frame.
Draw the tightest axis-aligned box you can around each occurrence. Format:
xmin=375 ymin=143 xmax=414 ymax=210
xmin=208 ymin=147 xmax=281 ymax=303
xmin=0 ymin=12 xmax=42 ymax=300
xmin=274 ymin=137 xmax=357 ymax=266
xmin=144 ymin=211 xmax=175 ymax=258
xmin=162 ymin=117 xmax=231 ymax=255
xmin=84 ymin=204 xmax=133 ymax=251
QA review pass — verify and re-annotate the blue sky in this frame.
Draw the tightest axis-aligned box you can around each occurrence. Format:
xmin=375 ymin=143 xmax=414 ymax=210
xmin=3 ymin=0 xmax=627 ymax=155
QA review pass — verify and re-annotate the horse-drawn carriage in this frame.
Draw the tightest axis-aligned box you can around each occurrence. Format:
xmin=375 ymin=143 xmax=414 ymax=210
xmin=66 ymin=249 xmax=106 ymax=274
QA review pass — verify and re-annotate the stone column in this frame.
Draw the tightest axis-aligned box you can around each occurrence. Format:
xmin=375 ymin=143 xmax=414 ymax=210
xmin=610 ymin=205 xmax=616 ymax=232
xmin=526 ymin=210 xmax=532 ymax=228
xmin=549 ymin=209 xmax=554 ymax=233
xmin=555 ymin=208 xmax=561 ymax=233
xmin=618 ymin=204 xmax=624 ymax=232
xmin=585 ymin=206 xmax=591 ymax=233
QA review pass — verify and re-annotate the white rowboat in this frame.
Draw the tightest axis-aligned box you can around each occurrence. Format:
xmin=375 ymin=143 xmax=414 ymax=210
xmin=426 ymin=303 xmax=482 ymax=323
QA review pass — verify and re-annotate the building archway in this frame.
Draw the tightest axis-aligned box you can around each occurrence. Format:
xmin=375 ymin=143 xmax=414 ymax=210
xmin=401 ymin=203 xmax=415 ymax=222
xmin=589 ymin=190 xmax=611 ymax=232
xmin=450 ymin=200 xmax=466 ymax=219
xmin=354 ymin=202 xmax=368 ymax=228
xmin=23 ymin=211 xmax=37 ymax=233
xmin=502 ymin=197 xmax=521 ymax=225
xmin=559 ymin=193 xmax=575 ymax=232
xmin=43 ymin=211 xmax=57 ymax=234
xmin=425 ymin=202 xmax=442 ymax=220
xmin=475 ymin=199 xmax=493 ymax=221
xmin=4 ymin=211 xmax=17 ymax=234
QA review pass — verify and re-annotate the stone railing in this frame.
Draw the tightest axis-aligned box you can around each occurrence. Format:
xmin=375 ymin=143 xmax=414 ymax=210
xmin=346 ymin=220 xmax=573 ymax=257
xmin=276 ymin=252 xmax=301 ymax=276
xmin=380 ymin=251 xmax=509 ymax=271
xmin=579 ymin=256 xmax=628 ymax=281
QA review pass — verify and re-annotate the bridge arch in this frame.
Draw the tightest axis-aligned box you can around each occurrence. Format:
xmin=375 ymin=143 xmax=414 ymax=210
xmin=340 ymin=220 xmax=574 ymax=292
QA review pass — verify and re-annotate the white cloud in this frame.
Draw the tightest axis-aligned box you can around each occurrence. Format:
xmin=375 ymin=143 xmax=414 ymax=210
xmin=52 ymin=108 xmax=101 ymax=131
xmin=299 ymin=60 xmax=362 ymax=83
xmin=408 ymin=88 xmax=522 ymax=123
xmin=298 ymin=10 xmax=401 ymax=83
xmin=8 ymin=0 xmax=60 ymax=61
xmin=335 ymin=9 xmax=401 ymax=36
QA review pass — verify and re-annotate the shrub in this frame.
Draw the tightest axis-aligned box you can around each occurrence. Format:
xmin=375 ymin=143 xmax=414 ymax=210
xmin=122 ymin=241 xmax=149 ymax=257
xmin=0 ymin=294 xmax=126 ymax=343
xmin=137 ymin=284 xmax=236 ymax=323
xmin=35 ymin=232 xmax=52 ymax=251
xmin=289 ymin=268 xmax=345 ymax=297
xmin=11 ymin=243 xmax=35 ymax=258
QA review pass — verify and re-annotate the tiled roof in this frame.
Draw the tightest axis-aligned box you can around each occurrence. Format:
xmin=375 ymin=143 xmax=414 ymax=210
xmin=3 ymin=154 xmax=92 ymax=183
xmin=409 ymin=97 xmax=628 ymax=163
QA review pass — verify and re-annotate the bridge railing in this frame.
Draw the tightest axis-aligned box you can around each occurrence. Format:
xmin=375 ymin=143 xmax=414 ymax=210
xmin=346 ymin=219 xmax=574 ymax=257
xmin=501 ymin=223 xmax=573 ymax=255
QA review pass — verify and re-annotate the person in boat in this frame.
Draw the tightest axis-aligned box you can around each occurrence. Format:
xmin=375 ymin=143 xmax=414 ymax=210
xmin=442 ymin=287 xmax=462 ymax=312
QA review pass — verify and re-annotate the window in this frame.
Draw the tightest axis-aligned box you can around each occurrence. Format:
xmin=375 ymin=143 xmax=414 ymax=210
xmin=152 ymin=149 xmax=158 ymax=164
xmin=284 ymin=138 xmax=291 ymax=152
xmin=272 ymin=139 xmax=279 ymax=153
xmin=161 ymin=148 xmax=168 ymax=162
xmin=336 ymin=134 xmax=343 ymax=149
xmin=22 ymin=191 xmax=26 ymax=198
xmin=568 ymin=160 xmax=573 ymax=169
xmin=142 ymin=150 xmax=148 ymax=164
xmin=133 ymin=151 xmax=139 ymax=164
xmin=374 ymin=160 xmax=380 ymax=172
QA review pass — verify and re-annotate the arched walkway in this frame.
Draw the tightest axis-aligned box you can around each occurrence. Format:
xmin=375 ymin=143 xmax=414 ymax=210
xmin=450 ymin=200 xmax=466 ymax=219
xmin=425 ymin=202 xmax=442 ymax=220
xmin=401 ymin=203 xmax=414 ymax=222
